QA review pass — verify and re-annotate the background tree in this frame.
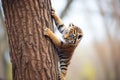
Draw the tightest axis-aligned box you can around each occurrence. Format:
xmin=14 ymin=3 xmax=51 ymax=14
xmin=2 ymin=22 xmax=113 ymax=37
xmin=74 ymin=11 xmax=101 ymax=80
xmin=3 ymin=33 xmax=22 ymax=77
xmin=2 ymin=0 xmax=59 ymax=80
xmin=0 ymin=3 xmax=8 ymax=79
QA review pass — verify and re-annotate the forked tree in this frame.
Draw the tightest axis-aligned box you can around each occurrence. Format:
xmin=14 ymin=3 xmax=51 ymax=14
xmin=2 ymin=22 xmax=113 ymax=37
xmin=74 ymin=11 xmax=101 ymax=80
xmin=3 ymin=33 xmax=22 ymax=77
xmin=2 ymin=0 xmax=59 ymax=80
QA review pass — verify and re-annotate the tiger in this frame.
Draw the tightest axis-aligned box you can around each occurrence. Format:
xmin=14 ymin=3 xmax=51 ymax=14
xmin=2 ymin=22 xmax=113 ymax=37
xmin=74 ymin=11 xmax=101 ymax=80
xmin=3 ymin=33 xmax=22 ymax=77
xmin=43 ymin=9 xmax=83 ymax=80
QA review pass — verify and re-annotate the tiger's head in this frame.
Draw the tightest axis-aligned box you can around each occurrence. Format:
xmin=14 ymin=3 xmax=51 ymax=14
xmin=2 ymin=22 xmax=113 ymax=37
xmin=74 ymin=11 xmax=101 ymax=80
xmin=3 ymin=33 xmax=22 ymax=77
xmin=63 ymin=23 xmax=83 ymax=45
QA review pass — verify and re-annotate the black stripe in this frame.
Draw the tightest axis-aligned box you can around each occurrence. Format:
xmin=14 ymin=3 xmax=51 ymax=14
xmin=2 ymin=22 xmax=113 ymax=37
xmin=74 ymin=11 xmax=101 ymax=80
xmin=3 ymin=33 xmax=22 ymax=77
xmin=58 ymin=24 xmax=64 ymax=30
xmin=59 ymin=56 xmax=68 ymax=59
xmin=61 ymin=41 xmax=63 ymax=45
xmin=60 ymin=29 xmax=64 ymax=33
xmin=55 ymin=22 xmax=58 ymax=26
xmin=60 ymin=64 xmax=68 ymax=67
xmin=60 ymin=60 xmax=68 ymax=64
xmin=61 ymin=67 xmax=67 ymax=70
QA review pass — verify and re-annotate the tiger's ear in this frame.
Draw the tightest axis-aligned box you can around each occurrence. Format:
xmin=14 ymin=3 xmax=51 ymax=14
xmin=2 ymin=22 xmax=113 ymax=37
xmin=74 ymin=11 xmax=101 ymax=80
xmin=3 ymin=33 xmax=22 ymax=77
xmin=69 ymin=23 xmax=74 ymax=27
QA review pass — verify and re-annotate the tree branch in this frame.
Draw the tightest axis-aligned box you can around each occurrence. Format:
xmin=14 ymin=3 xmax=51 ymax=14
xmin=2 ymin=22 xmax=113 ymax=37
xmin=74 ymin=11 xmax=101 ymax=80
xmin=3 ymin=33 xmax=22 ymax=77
xmin=60 ymin=0 xmax=73 ymax=19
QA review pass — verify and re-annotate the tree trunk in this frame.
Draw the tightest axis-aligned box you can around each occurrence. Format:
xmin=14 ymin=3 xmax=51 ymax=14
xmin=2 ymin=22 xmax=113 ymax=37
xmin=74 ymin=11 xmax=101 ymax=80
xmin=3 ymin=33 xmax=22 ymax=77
xmin=2 ymin=0 xmax=59 ymax=80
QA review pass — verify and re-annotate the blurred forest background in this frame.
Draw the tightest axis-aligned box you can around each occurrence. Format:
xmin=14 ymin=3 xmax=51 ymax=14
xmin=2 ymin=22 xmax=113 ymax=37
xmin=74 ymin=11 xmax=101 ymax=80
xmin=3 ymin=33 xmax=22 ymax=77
xmin=0 ymin=0 xmax=120 ymax=80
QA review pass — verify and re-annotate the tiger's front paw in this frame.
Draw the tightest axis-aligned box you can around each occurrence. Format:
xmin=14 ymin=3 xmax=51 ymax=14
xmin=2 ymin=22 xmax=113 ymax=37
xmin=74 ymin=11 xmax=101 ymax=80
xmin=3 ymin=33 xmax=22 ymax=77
xmin=43 ymin=27 xmax=50 ymax=36
xmin=51 ymin=8 xmax=55 ymax=16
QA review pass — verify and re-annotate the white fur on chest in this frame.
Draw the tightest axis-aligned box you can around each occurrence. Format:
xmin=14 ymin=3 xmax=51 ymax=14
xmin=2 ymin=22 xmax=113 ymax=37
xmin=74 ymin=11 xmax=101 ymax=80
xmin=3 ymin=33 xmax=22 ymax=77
xmin=54 ymin=27 xmax=65 ymax=42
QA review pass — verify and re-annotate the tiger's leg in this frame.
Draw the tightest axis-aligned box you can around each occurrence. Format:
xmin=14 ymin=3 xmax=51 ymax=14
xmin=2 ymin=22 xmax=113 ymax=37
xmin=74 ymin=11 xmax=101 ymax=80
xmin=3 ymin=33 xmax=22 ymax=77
xmin=43 ymin=27 xmax=61 ymax=47
xmin=51 ymin=9 xmax=66 ymax=33
xmin=58 ymin=73 xmax=65 ymax=80
xmin=58 ymin=71 xmax=66 ymax=80
xmin=59 ymin=60 xmax=70 ymax=80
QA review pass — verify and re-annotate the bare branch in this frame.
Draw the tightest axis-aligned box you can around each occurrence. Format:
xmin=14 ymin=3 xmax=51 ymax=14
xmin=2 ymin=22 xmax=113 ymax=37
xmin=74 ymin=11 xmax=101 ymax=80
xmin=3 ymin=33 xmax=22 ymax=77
xmin=60 ymin=0 xmax=73 ymax=19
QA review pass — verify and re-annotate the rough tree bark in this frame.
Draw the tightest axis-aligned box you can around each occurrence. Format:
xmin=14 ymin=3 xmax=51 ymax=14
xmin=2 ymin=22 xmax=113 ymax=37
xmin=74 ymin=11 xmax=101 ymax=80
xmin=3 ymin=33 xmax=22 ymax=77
xmin=2 ymin=0 xmax=59 ymax=80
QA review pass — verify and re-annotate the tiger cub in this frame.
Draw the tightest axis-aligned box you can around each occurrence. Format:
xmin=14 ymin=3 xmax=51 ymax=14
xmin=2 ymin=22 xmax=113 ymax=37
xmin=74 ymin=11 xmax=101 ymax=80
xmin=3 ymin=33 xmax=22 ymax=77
xmin=43 ymin=9 xmax=83 ymax=80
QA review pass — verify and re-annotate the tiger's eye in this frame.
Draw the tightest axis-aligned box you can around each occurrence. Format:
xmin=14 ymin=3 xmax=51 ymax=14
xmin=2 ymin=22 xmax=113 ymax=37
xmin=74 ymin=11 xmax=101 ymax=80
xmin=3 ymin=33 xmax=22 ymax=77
xmin=78 ymin=35 xmax=82 ymax=39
